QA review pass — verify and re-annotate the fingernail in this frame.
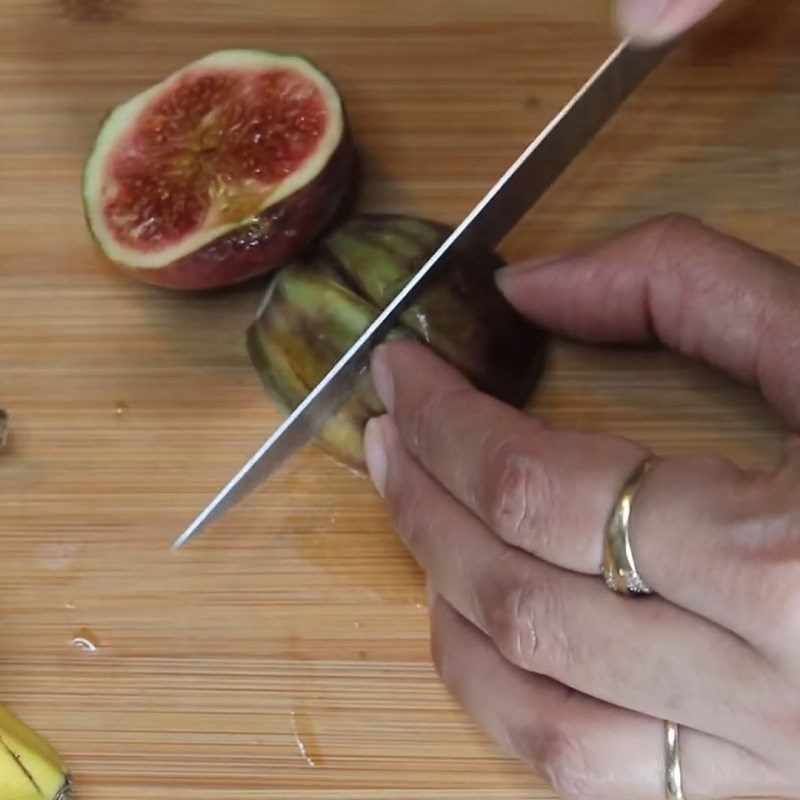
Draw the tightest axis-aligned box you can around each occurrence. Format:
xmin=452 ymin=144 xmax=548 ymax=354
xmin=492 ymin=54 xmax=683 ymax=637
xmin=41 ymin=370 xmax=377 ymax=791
xmin=370 ymin=344 xmax=395 ymax=412
xmin=616 ymin=0 xmax=672 ymax=41
xmin=364 ymin=416 xmax=389 ymax=497
xmin=495 ymin=255 xmax=562 ymax=296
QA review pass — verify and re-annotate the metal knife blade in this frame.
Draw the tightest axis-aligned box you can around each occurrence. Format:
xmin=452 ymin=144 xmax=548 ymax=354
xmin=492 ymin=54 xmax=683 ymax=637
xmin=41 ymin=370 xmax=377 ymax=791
xmin=173 ymin=36 xmax=676 ymax=550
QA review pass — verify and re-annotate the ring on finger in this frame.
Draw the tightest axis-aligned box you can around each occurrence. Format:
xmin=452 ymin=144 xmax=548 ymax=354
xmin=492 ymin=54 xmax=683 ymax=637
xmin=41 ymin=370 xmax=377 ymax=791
xmin=665 ymin=720 xmax=685 ymax=800
xmin=602 ymin=454 xmax=658 ymax=596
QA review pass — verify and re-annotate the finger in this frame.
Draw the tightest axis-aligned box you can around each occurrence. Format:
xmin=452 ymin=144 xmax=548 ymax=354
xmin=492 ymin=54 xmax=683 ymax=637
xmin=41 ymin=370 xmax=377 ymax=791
xmin=617 ymin=0 xmax=727 ymax=43
xmin=368 ymin=415 xmax=783 ymax=752
xmin=496 ymin=214 xmax=800 ymax=428
xmin=632 ymin=434 xmax=800 ymax=668
xmin=370 ymin=342 xmax=800 ymax=667
xmin=370 ymin=338 xmax=648 ymax=574
xmin=429 ymin=594 xmax=782 ymax=800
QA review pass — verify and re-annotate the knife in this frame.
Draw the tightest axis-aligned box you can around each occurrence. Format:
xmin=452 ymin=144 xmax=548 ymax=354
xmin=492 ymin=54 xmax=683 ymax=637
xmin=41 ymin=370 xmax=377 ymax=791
xmin=173 ymin=35 xmax=677 ymax=550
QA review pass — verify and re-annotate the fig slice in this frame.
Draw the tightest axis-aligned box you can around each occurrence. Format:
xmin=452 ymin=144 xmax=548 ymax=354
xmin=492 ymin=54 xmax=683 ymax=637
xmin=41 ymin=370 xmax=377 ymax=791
xmin=83 ymin=49 xmax=355 ymax=290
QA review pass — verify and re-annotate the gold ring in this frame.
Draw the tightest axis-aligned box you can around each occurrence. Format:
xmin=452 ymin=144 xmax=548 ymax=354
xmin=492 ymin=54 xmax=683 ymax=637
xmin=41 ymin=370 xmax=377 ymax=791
xmin=665 ymin=720 xmax=685 ymax=800
xmin=602 ymin=455 xmax=657 ymax=595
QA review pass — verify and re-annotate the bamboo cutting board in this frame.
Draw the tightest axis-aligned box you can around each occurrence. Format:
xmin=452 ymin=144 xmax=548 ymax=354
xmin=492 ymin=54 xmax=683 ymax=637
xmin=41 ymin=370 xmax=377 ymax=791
xmin=1 ymin=1 xmax=798 ymax=798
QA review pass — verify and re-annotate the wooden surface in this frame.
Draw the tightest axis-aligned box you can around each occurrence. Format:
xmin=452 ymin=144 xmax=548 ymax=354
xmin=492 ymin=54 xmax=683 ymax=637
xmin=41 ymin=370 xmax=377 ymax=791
xmin=1 ymin=1 xmax=798 ymax=797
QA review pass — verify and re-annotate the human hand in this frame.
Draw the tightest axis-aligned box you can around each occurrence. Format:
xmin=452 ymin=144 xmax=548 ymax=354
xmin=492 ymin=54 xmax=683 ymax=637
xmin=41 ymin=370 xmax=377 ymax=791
xmin=363 ymin=214 xmax=800 ymax=800
xmin=617 ymin=0 xmax=727 ymax=43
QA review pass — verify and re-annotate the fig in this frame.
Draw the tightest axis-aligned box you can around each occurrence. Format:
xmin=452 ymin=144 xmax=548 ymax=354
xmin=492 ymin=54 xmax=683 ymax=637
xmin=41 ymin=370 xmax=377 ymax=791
xmin=247 ymin=215 xmax=547 ymax=471
xmin=83 ymin=49 xmax=355 ymax=290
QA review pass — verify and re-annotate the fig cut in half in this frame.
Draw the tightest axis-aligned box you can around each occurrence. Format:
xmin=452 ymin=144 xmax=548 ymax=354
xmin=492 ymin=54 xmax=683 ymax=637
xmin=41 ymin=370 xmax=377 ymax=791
xmin=248 ymin=215 xmax=548 ymax=471
xmin=83 ymin=50 xmax=355 ymax=290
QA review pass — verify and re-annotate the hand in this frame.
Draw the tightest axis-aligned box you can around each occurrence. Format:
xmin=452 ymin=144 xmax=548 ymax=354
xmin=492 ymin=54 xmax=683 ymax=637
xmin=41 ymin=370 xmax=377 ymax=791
xmin=617 ymin=0 xmax=727 ymax=43
xmin=364 ymin=214 xmax=800 ymax=800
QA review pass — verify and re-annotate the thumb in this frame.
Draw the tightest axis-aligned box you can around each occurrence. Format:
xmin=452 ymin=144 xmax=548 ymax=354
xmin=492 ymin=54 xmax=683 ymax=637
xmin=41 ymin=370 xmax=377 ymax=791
xmin=616 ymin=0 xmax=726 ymax=43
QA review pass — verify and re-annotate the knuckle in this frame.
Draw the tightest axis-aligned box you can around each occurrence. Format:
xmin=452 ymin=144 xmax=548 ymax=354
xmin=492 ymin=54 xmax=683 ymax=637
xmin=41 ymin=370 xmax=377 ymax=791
xmin=643 ymin=213 xmax=711 ymax=280
xmin=483 ymin=563 xmax=570 ymax=675
xmin=646 ymin=213 xmax=709 ymax=260
xmin=653 ymin=211 xmax=704 ymax=237
xmin=491 ymin=577 xmax=538 ymax=671
xmin=542 ymin=734 xmax=596 ymax=800
xmin=511 ymin=721 xmax=596 ymax=800
xmin=483 ymin=439 xmax=556 ymax=551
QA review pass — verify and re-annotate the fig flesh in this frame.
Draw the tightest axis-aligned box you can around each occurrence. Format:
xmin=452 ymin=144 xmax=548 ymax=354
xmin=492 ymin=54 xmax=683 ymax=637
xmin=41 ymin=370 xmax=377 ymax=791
xmin=247 ymin=215 xmax=547 ymax=471
xmin=83 ymin=49 xmax=355 ymax=290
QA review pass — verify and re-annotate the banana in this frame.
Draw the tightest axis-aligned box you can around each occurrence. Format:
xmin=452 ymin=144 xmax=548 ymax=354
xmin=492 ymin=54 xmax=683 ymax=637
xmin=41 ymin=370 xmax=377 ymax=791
xmin=0 ymin=703 xmax=70 ymax=800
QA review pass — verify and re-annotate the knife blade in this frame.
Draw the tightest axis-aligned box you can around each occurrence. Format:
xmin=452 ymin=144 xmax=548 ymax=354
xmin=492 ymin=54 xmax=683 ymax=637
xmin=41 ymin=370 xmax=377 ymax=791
xmin=173 ymin=35 xmax=676 ymax=550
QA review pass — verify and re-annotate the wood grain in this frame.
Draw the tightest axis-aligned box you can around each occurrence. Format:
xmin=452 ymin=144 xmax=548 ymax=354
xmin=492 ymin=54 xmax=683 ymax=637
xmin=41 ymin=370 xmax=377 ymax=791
xmin=0 ymin=1 xmax=798 ymax=797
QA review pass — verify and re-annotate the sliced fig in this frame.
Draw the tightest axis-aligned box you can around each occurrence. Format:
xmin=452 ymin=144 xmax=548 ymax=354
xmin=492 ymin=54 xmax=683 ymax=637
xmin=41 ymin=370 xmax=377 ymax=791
xmin=247 ymin=215 xmax=547 ymax=472
xmin=248 ymin=263 xmax=402 ymax=468
xmin=83 ymin=49 xmax=355 ymax=290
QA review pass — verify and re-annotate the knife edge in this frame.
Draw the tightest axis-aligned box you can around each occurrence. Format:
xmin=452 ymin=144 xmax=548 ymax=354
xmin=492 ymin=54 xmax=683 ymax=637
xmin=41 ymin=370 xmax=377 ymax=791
xmin=173 ymin=35 xmax=678 ymax=549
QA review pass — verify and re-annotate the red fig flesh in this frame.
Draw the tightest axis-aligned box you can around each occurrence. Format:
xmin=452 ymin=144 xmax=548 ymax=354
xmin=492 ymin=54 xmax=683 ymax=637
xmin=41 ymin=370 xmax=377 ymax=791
xmin=83 ymin=50 xmax=354 ymax=290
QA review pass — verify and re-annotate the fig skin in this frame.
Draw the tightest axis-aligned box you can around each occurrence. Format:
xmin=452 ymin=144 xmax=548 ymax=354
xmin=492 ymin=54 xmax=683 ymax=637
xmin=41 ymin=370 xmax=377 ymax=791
xmin=122 ymin=134 xmax=356 ymax=291
xmin=247 ymin=215 xmax=547 ymax=472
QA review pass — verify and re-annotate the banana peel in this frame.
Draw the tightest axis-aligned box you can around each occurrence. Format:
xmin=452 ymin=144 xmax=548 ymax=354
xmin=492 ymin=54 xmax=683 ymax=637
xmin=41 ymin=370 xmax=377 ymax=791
xmin=0 ymin=432 xmax=69 ymax=799
xmin=0 ymin=703 xmax=70 ymax=800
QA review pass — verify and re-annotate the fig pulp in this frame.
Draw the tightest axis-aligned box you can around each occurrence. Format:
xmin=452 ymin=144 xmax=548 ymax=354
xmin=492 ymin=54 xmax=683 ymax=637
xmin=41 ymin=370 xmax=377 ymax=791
xmin=83 ymin=49 xmax=355 ymax=290
xmin=247 ymin=215 xmax=547 ymax=471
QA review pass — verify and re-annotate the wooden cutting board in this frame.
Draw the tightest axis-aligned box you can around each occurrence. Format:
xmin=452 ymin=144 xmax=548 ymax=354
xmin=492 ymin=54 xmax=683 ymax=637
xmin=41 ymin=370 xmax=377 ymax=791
xmin=0 ymin=1 xmax=797 ymax=797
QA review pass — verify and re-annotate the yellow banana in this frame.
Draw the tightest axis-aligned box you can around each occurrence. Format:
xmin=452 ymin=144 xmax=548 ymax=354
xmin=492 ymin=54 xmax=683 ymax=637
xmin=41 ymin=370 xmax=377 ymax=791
xmin=0 ymin=703 xmax=70 ymax=800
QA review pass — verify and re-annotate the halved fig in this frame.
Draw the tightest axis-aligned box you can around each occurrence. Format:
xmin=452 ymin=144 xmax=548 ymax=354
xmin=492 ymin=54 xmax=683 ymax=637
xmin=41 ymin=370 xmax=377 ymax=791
xmin=247 ymin=215 xmax=548 ymax=471
xmin=83 ymin=49 xmax=355 ymax=290
xmin=248 ymin=262 xmax=398 ymax=468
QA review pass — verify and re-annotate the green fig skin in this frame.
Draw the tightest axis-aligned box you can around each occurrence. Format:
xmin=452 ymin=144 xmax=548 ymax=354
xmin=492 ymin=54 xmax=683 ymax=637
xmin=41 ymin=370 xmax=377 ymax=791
xmin=247 ymin=215 xmax=547 ymax=472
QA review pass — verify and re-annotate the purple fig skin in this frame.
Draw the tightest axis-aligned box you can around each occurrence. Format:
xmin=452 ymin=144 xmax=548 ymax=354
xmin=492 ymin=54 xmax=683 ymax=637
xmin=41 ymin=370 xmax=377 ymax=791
xmin=123 ymin=133 xmax=356 ymax=291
